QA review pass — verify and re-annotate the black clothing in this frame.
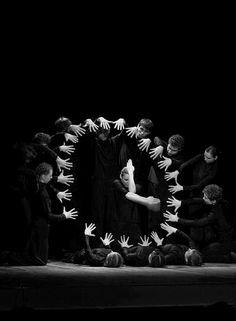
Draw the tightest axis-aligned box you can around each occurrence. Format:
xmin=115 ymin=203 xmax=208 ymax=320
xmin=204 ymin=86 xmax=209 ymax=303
xmin=179 ymin=199 xmax=234 ymax=247
xmin=122 ymin=245 xmax=156 ymax=266
xmin=155 ymin=229 xmax=197 ymax=265
xmin=178 ymin=153 xmax=219 ymax=197
xmin=112 ymin=179 xmax=143 ymax=246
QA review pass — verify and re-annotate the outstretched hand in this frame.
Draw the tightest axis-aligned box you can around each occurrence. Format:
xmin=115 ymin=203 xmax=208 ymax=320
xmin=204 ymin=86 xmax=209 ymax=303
xmin=163 ymin=210 xmax=179 ymax=222
xmin=166 ymin=196 xmax=182 ymax=212
xmin=118 ymin=235 xmax=133 ymax=248
xmin=150 ymin=231 xmax=164 ymax=246
xmin=160 ymin=222 xmax=177 ymax=236
xmin=84 ymin=223 xmax=96 ymax=236
xmin=57 ymin=189 xmax=72 ymax=203
xmin=138 ymin=235 xmax=152 ymax=246
xmin=100 ymin=232 xmax=114 ymax=246
xmin=113 ymin=118 xmax=125 ymax=131
xmin=138 ymin=138 xmax=151 ymax=152
xmin=158 ymin=156 xmax=172 ymax=171
xmin=63 ymin=207 xmax=78 ymax=220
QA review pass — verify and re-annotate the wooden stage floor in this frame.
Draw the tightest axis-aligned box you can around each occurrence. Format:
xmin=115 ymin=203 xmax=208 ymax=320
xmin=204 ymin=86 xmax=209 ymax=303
xmin=0 ymin=261 xmax=236 ymax=314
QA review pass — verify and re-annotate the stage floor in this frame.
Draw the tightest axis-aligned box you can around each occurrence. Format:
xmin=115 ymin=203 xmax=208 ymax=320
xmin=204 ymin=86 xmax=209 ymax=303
xmin=0 ymin=261 xmax=236 ymax=313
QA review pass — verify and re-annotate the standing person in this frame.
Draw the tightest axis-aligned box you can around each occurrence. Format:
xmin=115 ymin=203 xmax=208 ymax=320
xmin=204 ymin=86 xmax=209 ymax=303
xmin=29 ymin=162 xmax=78 ymax=265
xmin=124 ymin=118 xmax=157 ymax=235
xmin=125 ymin=118 xmax=156 ymax=185
xmin=29 ymin=131 xmax=77 ymax=259
xmin=1 ymin=162 xmax=78 ymax=266
xmin=77 ymin=116 xmax=126 ymax=247
xmin=149 ymin=133 xmax=186 ymax=200
xmin=165 ymin=145 xmax=220 ymax=199
xmin=50 ymin=117 xmax=85 ymax=257
xmin=147 ymin=134 xmax=185 ymax=235
xmin=79 ymin=117 xmax=157 ymax=247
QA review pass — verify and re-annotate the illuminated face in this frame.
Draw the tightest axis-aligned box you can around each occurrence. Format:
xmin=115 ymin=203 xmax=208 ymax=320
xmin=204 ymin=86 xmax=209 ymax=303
xmin=121 ymin=172 xmax=129 ymax=188
xmin=136 ymin=125 xmax=150 ymax=139
xmin=203 ymin=192 xmax=215 ymax=205
xmin=41 ymin=169 xmax=53 ymax=184
xmin=167 ymin=144 xmax=179 ymax=156
xmin=204 ymin=151 xmax=217 ymax=164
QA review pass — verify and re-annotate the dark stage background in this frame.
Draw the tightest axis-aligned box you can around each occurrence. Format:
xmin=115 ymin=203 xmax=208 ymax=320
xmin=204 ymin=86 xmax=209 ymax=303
xmin=3 ymin=16 xmax=234 ymax=217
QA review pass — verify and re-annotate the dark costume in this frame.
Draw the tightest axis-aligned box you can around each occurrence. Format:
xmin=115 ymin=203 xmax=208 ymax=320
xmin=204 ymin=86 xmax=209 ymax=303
xmin=112 ymin=179 xmax=143 ymax=248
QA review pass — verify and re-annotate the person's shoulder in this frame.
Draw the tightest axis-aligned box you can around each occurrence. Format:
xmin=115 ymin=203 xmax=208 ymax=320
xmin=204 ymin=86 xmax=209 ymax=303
xmin=113 ymin=179 xmax=122 ymax=188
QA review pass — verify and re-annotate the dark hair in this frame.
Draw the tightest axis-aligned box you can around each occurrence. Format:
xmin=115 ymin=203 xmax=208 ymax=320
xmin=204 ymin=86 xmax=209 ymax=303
xmin=138 ymin=118 xmax=154 ymax=134
xmin=205 ymin=145 xmax=219 ymax=158
xmin=168 ymin=134 xmax=185 ymax=151
xmin=54 ymin=117 xmax=72 ymax=132
xmin=104 ymin=251 xmax=124 ymax=267
xmin=203 ymin=184 xmax=223 ymax=201
xmin=32 ymin=132 xmax=51 ymax=145
xmin=148 ymin=251 xmax=165 ymax=267
xmin=186 ymin=249 xmax=202 ymax=266
xmin=35 ymin=162 xmax=53 ymax=178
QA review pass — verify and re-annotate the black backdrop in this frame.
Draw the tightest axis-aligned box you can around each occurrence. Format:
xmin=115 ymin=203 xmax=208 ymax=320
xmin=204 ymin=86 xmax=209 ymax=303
xmin=3 ymin=19 xmax=234 ymax=205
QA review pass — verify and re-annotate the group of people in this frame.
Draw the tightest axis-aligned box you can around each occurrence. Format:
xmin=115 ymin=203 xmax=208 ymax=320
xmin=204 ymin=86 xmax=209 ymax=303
xmin=1 ymin=114 xmax=235 ymax=267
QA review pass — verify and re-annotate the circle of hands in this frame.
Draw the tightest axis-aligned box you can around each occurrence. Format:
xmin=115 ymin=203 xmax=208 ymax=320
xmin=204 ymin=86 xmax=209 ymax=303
xmin=59 ymin=116 xmax=184 ymax=243
xmin=58 ymin=116 xmax=184 ymax=197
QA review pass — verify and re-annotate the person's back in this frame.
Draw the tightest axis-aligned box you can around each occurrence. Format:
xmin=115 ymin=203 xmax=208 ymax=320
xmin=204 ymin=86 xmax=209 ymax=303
xmin=122 ymin=245 xmax=156 ymax=266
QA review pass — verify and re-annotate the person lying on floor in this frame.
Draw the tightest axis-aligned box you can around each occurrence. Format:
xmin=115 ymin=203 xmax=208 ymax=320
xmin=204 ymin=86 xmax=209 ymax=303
xmin=118 ymin=223 xmax=202 ymax=267
xmin=118 ymin=234 xmax=157 ymax=267
xmin=148 ymin=222 xmax=203 ymax=267
xmin=73 ymin=223 xmax=124 ymax=267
